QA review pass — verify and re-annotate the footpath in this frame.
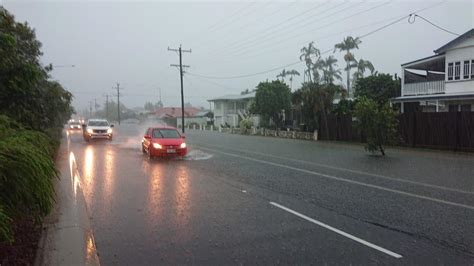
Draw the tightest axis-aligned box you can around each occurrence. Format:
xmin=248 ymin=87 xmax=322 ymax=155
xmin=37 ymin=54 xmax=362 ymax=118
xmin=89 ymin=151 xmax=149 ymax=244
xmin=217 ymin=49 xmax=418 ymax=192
xmin=34 ymin=135 xmax=100 ymax=265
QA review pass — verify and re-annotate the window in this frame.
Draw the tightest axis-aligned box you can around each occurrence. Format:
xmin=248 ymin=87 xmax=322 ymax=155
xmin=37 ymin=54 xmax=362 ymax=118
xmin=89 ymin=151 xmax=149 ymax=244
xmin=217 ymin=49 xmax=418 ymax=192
xmin=471 ymin=60 xmax=474 ymax=79
xmin=463 ymin=60 xmax=470 ymax=79
xmin=454 ymin=62 xmax=461 ymax=80
xmin=152 ymin=129 xmax=181 ymax=138
xmin=447 ymin=62 xmax=453 ymax=80
xmin=449 ymin=104 xmax=459 ymax=112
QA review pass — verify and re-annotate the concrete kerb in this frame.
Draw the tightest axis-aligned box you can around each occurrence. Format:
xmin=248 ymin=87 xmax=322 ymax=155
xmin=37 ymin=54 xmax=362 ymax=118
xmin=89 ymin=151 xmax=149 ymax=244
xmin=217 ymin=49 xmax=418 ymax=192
xmin=35 ymin=133 xmax=100 ymax=266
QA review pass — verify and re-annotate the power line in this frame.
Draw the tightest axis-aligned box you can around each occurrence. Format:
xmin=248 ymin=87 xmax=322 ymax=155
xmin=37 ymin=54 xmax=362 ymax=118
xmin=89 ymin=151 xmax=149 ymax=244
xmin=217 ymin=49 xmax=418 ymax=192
xmin=408 ymin=14 xmax=459 ymax=36
xmin=211 ymin=1 xmax=338 ymax=56
xmin=226 ymin=1 xmax=389 ymax=58
xmin=187 ymin=1 xmax=445 ymax=81
xmin=192 ymin=1 xmax=300 ymax=51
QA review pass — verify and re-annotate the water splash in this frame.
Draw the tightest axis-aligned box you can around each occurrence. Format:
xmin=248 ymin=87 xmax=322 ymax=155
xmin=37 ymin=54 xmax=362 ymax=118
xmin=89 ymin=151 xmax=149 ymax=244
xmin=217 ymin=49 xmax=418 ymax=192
xmin=183 ymin=149 xmax=213 ymax=160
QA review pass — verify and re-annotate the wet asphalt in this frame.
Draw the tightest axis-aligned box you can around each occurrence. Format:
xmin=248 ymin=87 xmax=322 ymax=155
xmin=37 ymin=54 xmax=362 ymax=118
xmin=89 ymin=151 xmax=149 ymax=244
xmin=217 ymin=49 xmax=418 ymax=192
xmin=66 ymin=124 xmax=474 ymax=265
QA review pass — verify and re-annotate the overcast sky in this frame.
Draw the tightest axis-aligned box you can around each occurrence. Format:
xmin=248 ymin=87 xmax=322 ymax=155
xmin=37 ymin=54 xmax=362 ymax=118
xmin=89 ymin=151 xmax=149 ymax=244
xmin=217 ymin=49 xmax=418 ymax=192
xmin=2 ymin=0 xmax=473 ymax=113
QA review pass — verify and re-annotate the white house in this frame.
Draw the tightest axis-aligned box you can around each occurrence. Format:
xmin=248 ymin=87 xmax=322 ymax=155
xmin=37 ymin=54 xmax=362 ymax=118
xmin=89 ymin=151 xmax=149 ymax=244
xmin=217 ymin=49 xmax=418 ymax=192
xmin=392 ymin=29 xmax=474 ymax=112
xmin=176 ymin=110 xmax=213 ymax=128
xmin=208 ymin=92 xmax=260 ymax=127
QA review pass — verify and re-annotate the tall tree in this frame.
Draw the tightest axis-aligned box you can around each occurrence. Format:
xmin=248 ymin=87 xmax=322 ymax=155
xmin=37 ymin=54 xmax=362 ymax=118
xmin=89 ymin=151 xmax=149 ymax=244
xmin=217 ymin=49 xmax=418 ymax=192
xmin=253 ymin=80 xmax=291 ymax=129
xmin=353 ymin=58 xmax=375 ymax=81
xmin=321 ymin=55 xmax=342 ymax=85
xmin=334 ymin=36 xmax=361 ymax=95
xmin=286 ymin=69 xmax=300 ymax=89
xmin=300 ymin=42 xmax=320 ymax=83
xmin=276 ymin=69 xmax=287 ymax=82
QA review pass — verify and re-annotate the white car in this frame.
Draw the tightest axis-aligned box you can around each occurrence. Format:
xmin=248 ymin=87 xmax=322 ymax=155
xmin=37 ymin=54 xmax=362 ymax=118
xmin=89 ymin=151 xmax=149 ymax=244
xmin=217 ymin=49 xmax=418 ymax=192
xmin=83 ymin=119 xmax=114 ymax=141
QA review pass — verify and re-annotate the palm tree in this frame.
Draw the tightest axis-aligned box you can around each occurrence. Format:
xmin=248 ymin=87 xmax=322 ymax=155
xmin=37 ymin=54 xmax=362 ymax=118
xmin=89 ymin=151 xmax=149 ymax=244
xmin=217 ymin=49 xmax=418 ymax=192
xmin=352 ymin=59 xmax=375 ymax=80
xmin=286 ymin=69 xmax=300 ymax=89
xmin=321 ymin=56 xmax=342 ymax=84
xmin=334 ymin=36 xmax=361 ymax=95
xmin=276 ymin=69 xmax=287 ymax=82
xmin=300 ymin=42 xmax=320 ymax=83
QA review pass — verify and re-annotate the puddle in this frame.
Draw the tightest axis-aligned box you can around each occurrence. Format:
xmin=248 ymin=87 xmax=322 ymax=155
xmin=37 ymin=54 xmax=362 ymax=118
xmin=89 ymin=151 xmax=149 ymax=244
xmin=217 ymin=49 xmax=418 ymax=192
xmin=183 ymin=149 xmax=213 ymax=160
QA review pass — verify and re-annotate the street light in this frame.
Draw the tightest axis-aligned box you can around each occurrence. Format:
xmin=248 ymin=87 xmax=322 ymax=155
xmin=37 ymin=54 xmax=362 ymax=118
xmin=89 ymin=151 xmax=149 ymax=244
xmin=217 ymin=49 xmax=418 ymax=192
xmin=53 ymin=65 xmax=75 ymax=68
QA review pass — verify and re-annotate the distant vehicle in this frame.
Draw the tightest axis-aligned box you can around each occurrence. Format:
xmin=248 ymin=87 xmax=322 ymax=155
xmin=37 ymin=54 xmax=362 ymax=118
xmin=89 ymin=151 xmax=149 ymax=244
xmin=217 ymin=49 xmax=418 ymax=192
xmin=68 ymin=121 xmax=82 ymax=130
xmin=82 ymin=119 xmax=114 ymax=142
xmin=142 ymin=126 xmax=187 ymax=159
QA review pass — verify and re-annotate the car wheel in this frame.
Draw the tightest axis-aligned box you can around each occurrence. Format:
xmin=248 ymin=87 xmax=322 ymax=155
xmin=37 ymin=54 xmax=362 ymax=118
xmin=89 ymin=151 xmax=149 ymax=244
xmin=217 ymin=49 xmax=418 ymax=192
xmin=108 ymin=136 xmax=113 ymax=141
xmin=142 ymin=145 xmax=146 ymax=154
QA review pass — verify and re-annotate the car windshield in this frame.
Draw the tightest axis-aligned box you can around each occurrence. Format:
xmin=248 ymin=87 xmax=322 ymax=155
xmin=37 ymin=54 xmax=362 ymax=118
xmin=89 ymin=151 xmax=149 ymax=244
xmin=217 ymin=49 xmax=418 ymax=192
xmin=69 ymin=122 xmax=80 ymax=125
xmin=152 ymin=129 xmax=180 ymax=139
xmin=88 ymin=121 xmax=108 ymax=126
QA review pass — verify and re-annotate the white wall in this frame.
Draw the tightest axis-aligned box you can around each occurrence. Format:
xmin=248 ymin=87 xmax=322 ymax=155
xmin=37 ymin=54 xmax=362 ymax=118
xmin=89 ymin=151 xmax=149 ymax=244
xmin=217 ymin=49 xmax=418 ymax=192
xmin=444 ymin=39 xmax=474 ymax=94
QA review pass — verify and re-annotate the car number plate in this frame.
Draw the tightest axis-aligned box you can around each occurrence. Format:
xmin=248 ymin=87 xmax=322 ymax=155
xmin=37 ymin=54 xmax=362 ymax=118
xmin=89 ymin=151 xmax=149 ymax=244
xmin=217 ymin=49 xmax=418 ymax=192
xmin=167 ymin=149 xmax=176 ymax=153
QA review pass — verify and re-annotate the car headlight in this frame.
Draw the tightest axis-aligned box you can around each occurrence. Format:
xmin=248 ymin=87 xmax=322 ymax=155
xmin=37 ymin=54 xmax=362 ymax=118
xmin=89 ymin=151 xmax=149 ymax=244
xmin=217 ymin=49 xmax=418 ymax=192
xmin=87 ymin=128 xmax=93 ymax=134
xmin=152 ymin=143 xmax=162 ymax=149
xmin=180 ymin=143 xmax=186 ymax=148
xmin=70 ymin=125 xmax=74 ymax=128
xmin=107 ymin=128 xmax=113 ymax=134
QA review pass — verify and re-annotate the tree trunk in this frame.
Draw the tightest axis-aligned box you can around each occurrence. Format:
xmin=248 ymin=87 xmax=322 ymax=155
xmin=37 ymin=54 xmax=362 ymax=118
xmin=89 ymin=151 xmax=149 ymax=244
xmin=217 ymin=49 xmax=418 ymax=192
xmin=379 ymin=145 xmax=385 ymax=156
xmin=346 ymin=60 xmax=350 ymax=96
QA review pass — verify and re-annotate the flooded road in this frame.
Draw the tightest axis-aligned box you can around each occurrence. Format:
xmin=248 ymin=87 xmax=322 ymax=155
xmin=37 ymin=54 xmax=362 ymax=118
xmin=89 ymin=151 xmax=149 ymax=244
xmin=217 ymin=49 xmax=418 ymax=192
xmin=67 ymin=125 xmax=474 ymax=265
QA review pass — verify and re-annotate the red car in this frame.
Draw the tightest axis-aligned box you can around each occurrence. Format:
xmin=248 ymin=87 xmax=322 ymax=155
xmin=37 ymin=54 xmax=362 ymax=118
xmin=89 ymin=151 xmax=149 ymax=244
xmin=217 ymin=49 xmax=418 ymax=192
xmin=142 ymin=126 xmax=187 ymax=159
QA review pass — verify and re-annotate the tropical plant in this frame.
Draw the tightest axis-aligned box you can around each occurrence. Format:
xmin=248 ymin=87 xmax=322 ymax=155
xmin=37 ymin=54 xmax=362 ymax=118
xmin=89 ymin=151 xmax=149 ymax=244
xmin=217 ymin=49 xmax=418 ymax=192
xmin=321 ymin=56 xmax=342 ymax=84
xmin=253 ymin=80 xmax=291 ymax=129
xmin=334 ymin=36 xmax=361 ymax=95
xmin=353 ymin=73 xmax=400 ymax=105
xmin=276 ymin=69 xmax=287 ymax=82
xmin=354 ymin=97 xmax=398 ymax=156
xmin=300 ymin=42 xmax=320 ymax=83
xmin=353 ymin=58 xmax=375 ymax=81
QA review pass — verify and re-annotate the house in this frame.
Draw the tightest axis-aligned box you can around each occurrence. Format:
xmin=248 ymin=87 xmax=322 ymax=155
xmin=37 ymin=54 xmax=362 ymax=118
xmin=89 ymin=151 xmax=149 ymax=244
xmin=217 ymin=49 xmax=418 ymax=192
xmin=208 ymin=92 xmax=260 ymax=127
xmin=153 ymin=107 xmax=202 ymax=127
xmin=392 ymin=29 xmax=474 ymax=112
xmin=176 ymin=110 xmax=213 ymax=128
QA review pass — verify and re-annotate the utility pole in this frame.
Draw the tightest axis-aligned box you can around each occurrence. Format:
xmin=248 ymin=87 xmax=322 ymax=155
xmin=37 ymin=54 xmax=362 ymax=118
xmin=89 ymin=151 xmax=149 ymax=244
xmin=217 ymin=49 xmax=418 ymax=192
xmin=113 ymin=83 xmax=123 ymax=125
xmin=168 ymin=45 xmax=191 ymax=133
xmin=103 ymin=94 xmax=109 ymax=120
xmin=94 ymin=98 xmax=99 ymax=116
xmin=89 ymin=101 xmax=93 ymax=118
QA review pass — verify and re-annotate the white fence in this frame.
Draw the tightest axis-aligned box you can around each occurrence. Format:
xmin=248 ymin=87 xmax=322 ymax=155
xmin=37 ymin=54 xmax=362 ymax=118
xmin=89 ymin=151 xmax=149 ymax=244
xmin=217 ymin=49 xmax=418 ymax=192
xmin=187 ymin=125 xmax=318 ymax=141
xmin=403 ymin=80 xmax=445 ymax=96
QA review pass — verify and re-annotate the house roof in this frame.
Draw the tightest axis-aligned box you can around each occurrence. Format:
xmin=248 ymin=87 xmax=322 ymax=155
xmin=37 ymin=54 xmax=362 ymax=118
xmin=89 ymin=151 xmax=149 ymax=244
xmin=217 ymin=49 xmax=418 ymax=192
xmin=154 ymin=107 xmax=201 ymax=119
xmin=208 ymin=92 xmax=256 ymax=102
xmin=401 ymin=54 xmax=445 ymax=70
xmin=392 ymin=92 xmax=474 ymax=103
xmin=434 ymin=28 xmax=474 ymax=54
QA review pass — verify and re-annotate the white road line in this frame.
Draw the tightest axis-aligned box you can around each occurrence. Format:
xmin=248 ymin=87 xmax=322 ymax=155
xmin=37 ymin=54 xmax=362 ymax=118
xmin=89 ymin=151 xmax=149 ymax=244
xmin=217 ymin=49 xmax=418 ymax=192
xmin=199 ymin=143 xmax=473 ymax=195
xmin=198 ymin=146 xmax=474 ymax=211
xmin=270 ymin=201 xmax=403 ymax=259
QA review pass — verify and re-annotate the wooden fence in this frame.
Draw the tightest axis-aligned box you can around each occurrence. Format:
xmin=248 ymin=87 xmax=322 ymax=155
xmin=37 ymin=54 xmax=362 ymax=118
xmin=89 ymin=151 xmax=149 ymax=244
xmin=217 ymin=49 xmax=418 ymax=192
xmin=319 ymin=112 xmax=474 ymax=151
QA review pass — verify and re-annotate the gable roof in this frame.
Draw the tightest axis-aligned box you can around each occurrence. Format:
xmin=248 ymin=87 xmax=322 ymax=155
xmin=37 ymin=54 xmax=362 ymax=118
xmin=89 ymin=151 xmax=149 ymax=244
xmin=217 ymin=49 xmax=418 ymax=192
xmin=154 ymin=107 xmax=201 ymax=119
xmin=434 ymin=28 xmax=474 ymax=54
xmin=208 ymin=91 xmax=256 ymax=102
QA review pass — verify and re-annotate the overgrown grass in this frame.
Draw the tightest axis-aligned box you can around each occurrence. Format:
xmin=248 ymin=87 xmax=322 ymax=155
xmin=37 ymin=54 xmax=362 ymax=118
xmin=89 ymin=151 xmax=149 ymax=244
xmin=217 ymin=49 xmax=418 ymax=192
xmin=0 ymin=115 xmax=58 ymax=242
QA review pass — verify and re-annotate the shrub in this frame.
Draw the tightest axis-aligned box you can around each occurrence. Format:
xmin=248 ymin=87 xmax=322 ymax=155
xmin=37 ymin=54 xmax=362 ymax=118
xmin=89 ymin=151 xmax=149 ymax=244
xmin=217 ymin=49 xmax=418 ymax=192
xmin=354 ymin=97 xmax=398 ymax=156
xmin=239 ymin=118 xmax=253 ymax=134
xmin=0 ymin=116 xmax=58 ymax=242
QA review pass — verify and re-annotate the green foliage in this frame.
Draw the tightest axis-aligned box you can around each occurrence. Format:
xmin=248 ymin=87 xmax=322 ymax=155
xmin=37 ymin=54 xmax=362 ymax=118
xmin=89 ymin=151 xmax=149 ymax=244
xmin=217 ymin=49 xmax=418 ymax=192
xmin=354 ymin=73 xmax=401 ymax=105
xmin=354 ymin=97 xmax=398 ymax=156
xmin=0 ymin=7 xmax=73 ymax=131
xmin=253 ymin=80 xmax=291 ymax=129
xmin=293 ymin=83 xmax=343 ymax=133
xmin=239 ymin=118 xmax=253 ymax=134
xmin=333 ymin=98 xmax=355 ymax=116
xmin=0 ymin=117 xmax=57 ymax=242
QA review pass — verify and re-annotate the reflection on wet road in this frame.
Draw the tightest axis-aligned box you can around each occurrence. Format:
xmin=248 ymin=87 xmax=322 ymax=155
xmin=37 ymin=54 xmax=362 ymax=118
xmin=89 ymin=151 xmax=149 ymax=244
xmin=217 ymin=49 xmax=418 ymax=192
xmin=66 ymin=126 xmax=474 ymax=265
